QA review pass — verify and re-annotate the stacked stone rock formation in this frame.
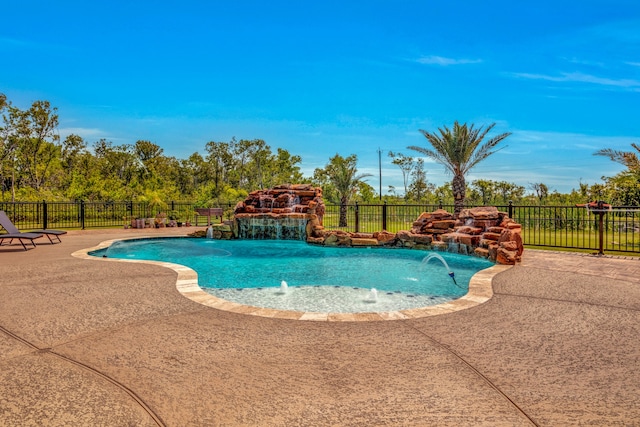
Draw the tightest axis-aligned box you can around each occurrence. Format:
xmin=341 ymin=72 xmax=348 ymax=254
xmin=232 ymin=184 xmax=325 ymax=240
xmin=307 ymin=206 xmax=523 ymax=265
xmin=197 ymin=184 xmax=524 ymax=265
xmin=234 ymin=184 xmax=325 ymax=216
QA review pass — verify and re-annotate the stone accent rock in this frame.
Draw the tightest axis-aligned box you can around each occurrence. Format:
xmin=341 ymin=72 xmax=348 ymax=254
xmin=231 ymin=184 xmax=326 ymax=240
xmin=474 ymin=247 xmax=490 ymax=258
xmin=351 ymin=238 xmax=380 ymax=246
xmin=482 ymin=232 xmax=502 ymax=241
xmin=396 ymin=230 xmax=412 ymax=241
xmin=374 ymin=231 xmax=397 ymax=245
xmin=459 ymin=206 xmax=500 ymax=220
xmin=235 ymin=184 xmax=325 ymax=217
xmin=209 ymin=190 xmax=524 ymax=265
xmin=301 ymin=204 xmax=522 ymax=263
xmin=210 ymin=222 xmax=234 ymax=239
xmin=390 ymin=206 xmax=524 ymax=265
xmin=411 ymin=233 xmax=433 ymax=245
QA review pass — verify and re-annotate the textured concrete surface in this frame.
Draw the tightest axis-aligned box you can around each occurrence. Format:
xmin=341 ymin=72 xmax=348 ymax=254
xmin=1 ymin=228 xmax=639 ymax=426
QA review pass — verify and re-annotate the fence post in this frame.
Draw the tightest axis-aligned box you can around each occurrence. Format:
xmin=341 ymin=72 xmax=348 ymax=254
xmin=382 ymin=201 xmax=388 ymax=231
xmin=171 ymin=201 xmax=175 ymax=211
xmin=80 ymin=200 xmax=86 ymax=230
xmin=508 ymin=200 xmax=513 ymax=218
xmin=598 ymin=212 xmax=605 ymax=256
xmin=42 ymin=199 xmax=48 ymax=230
xmin=355 ymin=202 xmax=359 ymax=233
xmin=438 ymin=199 xmax=443 ymax=210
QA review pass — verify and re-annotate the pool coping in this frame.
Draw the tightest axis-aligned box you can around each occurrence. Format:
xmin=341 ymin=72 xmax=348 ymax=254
xmin=72 ymin=237 xmax=511 ymax=322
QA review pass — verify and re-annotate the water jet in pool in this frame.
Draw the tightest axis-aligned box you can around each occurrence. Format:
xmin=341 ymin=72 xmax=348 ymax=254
xmin=93 ymin=238 xmax=493 ymax=314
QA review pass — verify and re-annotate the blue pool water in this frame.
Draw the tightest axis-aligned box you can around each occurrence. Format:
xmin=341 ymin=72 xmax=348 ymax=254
xmin=92 ymin=238 xmax=494 ymax=313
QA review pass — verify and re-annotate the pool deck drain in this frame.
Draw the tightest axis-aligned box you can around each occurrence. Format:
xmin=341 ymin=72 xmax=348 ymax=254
xmin=73 ymin=236 xmax=510 ymax=321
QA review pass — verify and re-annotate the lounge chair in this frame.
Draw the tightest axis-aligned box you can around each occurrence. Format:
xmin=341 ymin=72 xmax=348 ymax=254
xmin=0 ymin=232 xmax=44 ymax=251
xmin=0 ymin=211 xmax=67 ymax=244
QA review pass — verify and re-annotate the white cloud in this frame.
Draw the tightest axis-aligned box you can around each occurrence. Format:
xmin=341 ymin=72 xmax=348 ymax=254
xmin=563 ymin=57 xmax=606 ymax=68
xmin=510 ymin=130 xmax=636 ymax=151
xmin=58 ymin=127 xmax=103 ymax=137
xmin=512 ymin=71 xmax=640 ymax=89
xmin=57 ymin=127 xmax=115 ymax=143
xmin=416 ymin=55 xmax=482 ymax=66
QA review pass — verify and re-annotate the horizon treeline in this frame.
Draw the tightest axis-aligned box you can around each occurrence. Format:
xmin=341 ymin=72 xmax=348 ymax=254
xmin=1 ymin=94 xmax=637 ymax=207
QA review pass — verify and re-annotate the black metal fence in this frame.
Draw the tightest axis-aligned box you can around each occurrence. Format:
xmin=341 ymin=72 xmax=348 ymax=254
xmin=1 ymin=200 xmax=639 ymax=254
xmin=319 ymin=202 xmax=640 ymax=254
xmin=0 ymin=201 xmax=236 ymax=230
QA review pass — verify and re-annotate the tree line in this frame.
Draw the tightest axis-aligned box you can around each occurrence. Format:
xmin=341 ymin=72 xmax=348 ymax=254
xmin=1 ymin=94 xmax=638 ymax=212
xmin=0 ymin=94 xmax=311 ymax=206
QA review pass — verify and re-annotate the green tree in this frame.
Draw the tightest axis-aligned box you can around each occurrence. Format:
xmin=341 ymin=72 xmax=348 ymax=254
xmin=135 ymin=140 xmax=164 ymax=179
xmin=408 ymin=121 xmax=511 ymax=217
xmin=0 ymin=94 xmax=18 ymax=199
xmin=407 ymin=158 xmax=432 ymax=202
xmin=602 ymin=174 xmax=640 ymax=205
xmin=314 ymin=154 xmax=372 ymax=227
xmin=388 ymin=151 xmax=415 ymax=199
xmin=529 ymin=182 xmax=549 ymax=204
xmin=495 ymin=180 xmax=525 ymax=204
xmin=175 ymin=153 xmax=206 ymax=197
xmin=205 ymin=140 xmax=234 ymax=196
xmin=60 ymin=133 xmax=88 ymax=194
xmin=243 ymin=139 xmax=271 ymax=190
xmin=13 ymin=100 xmax=61 ymax=192
xmin=355 ymin=181 xmax=377 ymax=203
xmin=578 ymin=182 xmax=606 ymax=203
xmin=594 ymin=143 xmax=640 ymax=174
xmin=434 ymin=183 xmax=452 ymax=205
xmin=594 ymin=142 xmax=640 ymax=205
xmin=65 ymin=154 xmax=105 ymax=201
xmin=230 ymin=138 xmax=263 ymax=190
xmin=133 ymin=140 xmax=182 ymax=201
xmin=61 ymin=134 xmax=87 ymax=172
xmin=93 ymin=139 xmax=140 ymax=200
xmin=471 ymin=179 xmax=495 ymax=205
xmin=266 ymin=148 xmax=305 ymax=188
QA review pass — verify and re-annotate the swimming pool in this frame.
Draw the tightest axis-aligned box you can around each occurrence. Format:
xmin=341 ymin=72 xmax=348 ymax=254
xmin=92 ymin=238 xmax=494 ymax=313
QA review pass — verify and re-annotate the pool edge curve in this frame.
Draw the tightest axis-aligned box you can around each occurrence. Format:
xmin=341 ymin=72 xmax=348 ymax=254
xmin=72 ymin=237 xmax=511 ymax=322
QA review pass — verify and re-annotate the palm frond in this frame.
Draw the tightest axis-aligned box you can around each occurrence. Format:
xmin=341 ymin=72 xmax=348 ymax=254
xmin=407 ymin=143 xmax=455 ymax=174
xmin=594 ymin=148 xmax=625 ymax=162
xmin=465 ymin=131 xmax=512 ymax=173
xmin=410 ymin=120 xmax=511 ymax=189
xmin=595 ymin=148 xmax=637 ymax=166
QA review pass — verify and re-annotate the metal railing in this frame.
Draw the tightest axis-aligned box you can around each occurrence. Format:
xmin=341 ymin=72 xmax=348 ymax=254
xmin=321 ymin=202 xmax=640 ymax=254
xmin=1 ymin=200 xmax=638 ymax=254
xmin=0 ymin=200 xmax=236 ymax=230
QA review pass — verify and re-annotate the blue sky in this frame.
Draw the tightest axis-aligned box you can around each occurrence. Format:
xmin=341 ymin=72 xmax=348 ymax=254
xmin=2 ymin=0 xmax=639 ymax=195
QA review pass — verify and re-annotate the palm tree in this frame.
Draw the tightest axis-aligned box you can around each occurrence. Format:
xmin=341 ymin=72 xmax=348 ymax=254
xmin=594 ymin=143 xmax=640 ymax=205
xmin=408 ymin=121 xmax=511 ymax=217
xmin=594 ymin=143 xmax=640 ymax=173
xmin=314 ymin=154 xmax=372 ymax=227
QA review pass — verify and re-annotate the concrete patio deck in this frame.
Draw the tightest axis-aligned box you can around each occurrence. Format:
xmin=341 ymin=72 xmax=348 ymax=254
xmin=1 ymin=228 xmax=639 ymax=426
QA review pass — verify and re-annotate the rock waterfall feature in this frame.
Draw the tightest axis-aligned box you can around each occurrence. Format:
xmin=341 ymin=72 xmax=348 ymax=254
xmin=233 ymin=184 xmax=325 ymax=240
xmin=200 ymin=185 xmax=524 ymax=265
